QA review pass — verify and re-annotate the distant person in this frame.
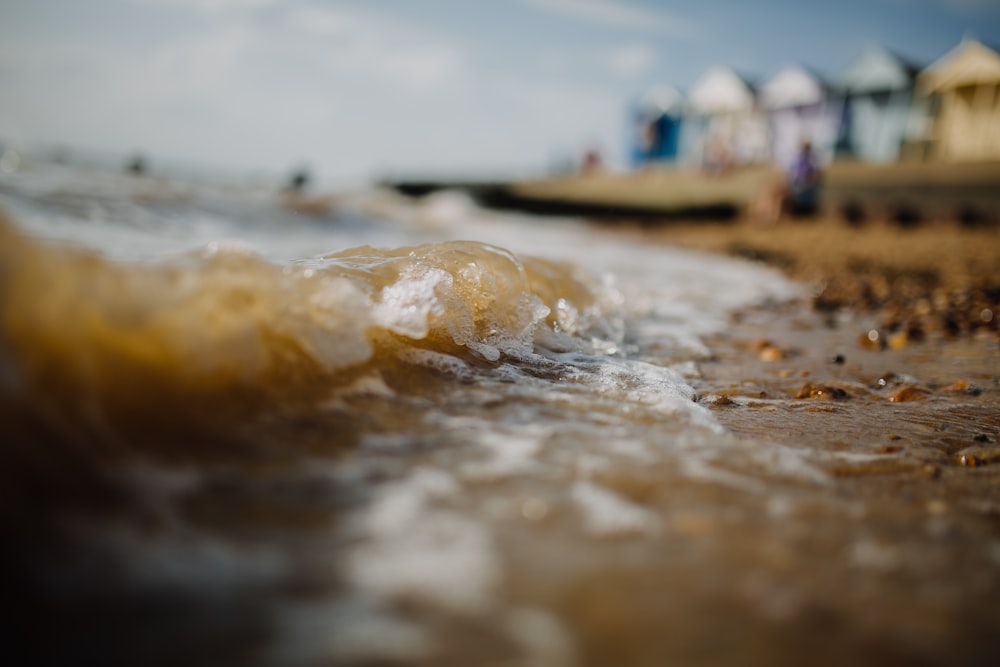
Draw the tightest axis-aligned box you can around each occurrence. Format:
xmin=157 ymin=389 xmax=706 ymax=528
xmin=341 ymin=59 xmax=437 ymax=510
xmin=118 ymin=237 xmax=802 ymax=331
xmin=752 ymin=141 xmax=822 ymax=223
xmin=638 ymin=119 xmax=660 ymax=163
xmin=581 ymin=148 xmax=603 ymax=174
xmin=286 ymin=167 xmax=311 ymax=193
xmin=786 ymin=140 xmax=821 ymax=216
xmin=126 ymin=154 xmax=147 ymax=176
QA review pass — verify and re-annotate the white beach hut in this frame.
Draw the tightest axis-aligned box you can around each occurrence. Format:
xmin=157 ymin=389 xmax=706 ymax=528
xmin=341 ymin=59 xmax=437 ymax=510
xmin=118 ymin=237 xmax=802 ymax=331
xmin=760 ymin=65 xmax=841 ymax=170
xmin=835 ymin=47 xmax=921 ymax=163
xmin=682 ymin=66 xmax=768 ymax=168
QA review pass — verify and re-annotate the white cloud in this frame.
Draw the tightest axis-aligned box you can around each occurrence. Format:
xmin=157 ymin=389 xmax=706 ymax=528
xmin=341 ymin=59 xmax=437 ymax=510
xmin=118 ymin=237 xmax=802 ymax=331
xmin=520 ymin=0 xmax=694 ymax=36
xmin=0 ymin=1 xmax=627 ymax=185
xmin=140 ymin=25 xmax=254 ymax=96
xmin=605 ymin=43 xmax=658 ymax=77
xmin=282 ymin=6 xmax=466 ymax=90
xmin=283 ymin=5 xmax=361 ymax=38
xmin=130 ymin=0 xmax=278 ymax=14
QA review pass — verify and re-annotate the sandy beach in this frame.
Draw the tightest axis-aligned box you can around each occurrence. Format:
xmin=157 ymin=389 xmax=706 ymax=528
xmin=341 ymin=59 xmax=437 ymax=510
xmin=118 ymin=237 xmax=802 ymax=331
xmin=646 ymin=214 xmax=998 ymax=331
xmin=524 ymin=213 xmax=1000 ymax=665
xmin=626 ymin=214 xmax=999 ymax=442
xmin=646 ymin=214 xmax=1000 ymax=539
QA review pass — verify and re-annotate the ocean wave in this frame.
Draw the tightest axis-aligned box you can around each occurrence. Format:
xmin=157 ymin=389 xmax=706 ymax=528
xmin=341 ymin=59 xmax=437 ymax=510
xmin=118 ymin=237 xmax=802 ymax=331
xmin=0 ymin=211 xmax=625 ymax=437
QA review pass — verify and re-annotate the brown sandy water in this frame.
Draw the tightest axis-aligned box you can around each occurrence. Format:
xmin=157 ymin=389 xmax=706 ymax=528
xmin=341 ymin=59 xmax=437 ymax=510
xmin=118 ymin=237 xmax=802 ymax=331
xmin=2 ymin=167 xmax=999 ymax=666
xmin=542 ymin=301 xmax=1000 ymax=667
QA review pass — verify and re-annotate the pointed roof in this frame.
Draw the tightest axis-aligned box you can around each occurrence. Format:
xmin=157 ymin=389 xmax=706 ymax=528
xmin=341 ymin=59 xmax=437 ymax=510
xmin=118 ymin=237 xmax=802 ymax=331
xmin=636 ymin=85 xmax=685 ymax=116
xmin=838 ymin=46 xmax=920 ymax=94
xmin=919 ymin=38 xmax=1000 ymax=93
xmin=688 ymin=66 xmax=756 ymax=114
xmin=760 ymin=65 xmax=828 ymax=108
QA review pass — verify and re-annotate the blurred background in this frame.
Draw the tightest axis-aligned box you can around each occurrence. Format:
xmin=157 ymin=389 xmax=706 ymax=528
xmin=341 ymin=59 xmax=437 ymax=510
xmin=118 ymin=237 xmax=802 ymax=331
xmin=1 ymin=0 xmax=999 ymax=189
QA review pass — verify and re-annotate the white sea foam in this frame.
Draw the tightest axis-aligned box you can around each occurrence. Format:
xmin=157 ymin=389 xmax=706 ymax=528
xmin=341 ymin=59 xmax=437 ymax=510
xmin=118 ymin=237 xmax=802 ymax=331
xmin=571 ymin=480 xmax=659 ymax=537
xmin=347 ymin=467 xmax=501 ymax=614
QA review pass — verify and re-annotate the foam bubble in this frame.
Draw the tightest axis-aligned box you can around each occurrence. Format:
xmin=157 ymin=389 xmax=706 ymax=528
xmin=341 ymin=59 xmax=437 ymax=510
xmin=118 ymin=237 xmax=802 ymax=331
xmin=349 ymin=468 xmax=500 ymax=614
xmin=571 ymin=480 xmax=659 ymax=537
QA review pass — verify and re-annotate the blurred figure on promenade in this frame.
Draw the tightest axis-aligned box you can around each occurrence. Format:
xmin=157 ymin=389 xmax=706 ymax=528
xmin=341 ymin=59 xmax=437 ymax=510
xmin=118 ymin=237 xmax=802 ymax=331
xmin=786 ymin=140 xmax=821 ymax=216
xmin=126 ymin=154 xmax=148 ymax=176
xmin=286 ymin=167 xmax=311 ymax=193
xmin=753 ymin=139 xmax=822 ymax=223
xmin=581 ymin=147 xmax=603 ymax=174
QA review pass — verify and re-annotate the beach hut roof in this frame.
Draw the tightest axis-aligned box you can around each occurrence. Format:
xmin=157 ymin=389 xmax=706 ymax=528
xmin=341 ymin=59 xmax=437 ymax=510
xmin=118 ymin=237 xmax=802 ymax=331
xmin=760 ymin=65 xmax=828 ymax=108
xmin=838 ymin=46 xmax=920 ymax=93
xmin=687 ymin=66 xmax=756 ymax=113
xmin=636 ymin=85 xmax=685 ymax=116
xmin=918 ymin=37 xmax=1000 ymax=93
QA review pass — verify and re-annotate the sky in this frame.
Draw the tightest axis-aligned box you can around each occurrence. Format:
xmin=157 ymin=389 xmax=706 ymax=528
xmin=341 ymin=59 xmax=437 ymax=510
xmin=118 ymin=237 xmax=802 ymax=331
xmin=1 ymin=0 xmax=998 ymax=187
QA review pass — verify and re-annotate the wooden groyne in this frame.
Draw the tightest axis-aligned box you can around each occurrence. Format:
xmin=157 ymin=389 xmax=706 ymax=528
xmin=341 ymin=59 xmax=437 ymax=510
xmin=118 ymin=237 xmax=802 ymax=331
xmin=384 ymin=161 xmax=1000 ymax=225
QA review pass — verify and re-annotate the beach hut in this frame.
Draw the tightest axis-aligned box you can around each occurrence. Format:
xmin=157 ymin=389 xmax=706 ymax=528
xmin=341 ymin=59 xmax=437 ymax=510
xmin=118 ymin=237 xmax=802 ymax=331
xmin=681 ymin=66 xmax=769 ymax=168
xmin=916 ymin=38 xmax=1000 ymax=162
xmin=760 ymin=65 xmax=841 ymax=170
xmin=835 ymin=46 xmax=921 ymax=163
xmin=630 ymin=86 xmax=685 ymax=167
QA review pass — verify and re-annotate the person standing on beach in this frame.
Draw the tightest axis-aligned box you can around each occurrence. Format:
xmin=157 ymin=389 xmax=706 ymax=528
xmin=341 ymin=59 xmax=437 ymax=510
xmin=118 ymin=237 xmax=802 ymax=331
xmin=752 ymin=140 xmax=822 ymax=222
xmin=787 ymin=140 xmax=821 ymax=215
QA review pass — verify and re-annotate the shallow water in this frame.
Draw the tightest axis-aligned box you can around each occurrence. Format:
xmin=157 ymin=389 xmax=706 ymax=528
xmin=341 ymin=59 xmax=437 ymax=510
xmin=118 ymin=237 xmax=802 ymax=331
xmin=2 ymin=159 xmax=999 ymax=666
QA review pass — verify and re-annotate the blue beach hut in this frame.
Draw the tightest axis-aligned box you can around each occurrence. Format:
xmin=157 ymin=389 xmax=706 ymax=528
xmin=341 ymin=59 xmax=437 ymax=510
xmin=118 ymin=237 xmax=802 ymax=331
xmin=835 ymin=46 xmax=921 ymax=163
xmin=630 ymin=86 xmax=685 ymax=167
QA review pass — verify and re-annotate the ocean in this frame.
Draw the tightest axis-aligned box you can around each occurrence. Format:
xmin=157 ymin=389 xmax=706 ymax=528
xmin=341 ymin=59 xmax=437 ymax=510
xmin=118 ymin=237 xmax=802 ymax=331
xmin=3 ymin=157 xmax=995 ymax=666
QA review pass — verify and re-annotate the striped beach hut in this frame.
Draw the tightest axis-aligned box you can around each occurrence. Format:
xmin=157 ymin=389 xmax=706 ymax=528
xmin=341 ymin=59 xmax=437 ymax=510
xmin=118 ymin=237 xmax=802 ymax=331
xmin=681 ymin=66 xmax=769 ymax=168
xmin=760 ymin=65 xmax=841 ymax=169
xmin=916 ymin=38 xmax=1000 ymax=162
xmin=630 ymin=86 xmax=685 ymax=166
xmin=835 ymin=46 xmax=921 ymax=163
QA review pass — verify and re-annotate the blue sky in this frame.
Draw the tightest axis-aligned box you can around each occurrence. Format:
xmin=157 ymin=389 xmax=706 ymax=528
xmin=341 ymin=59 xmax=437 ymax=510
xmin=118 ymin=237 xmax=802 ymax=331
xmin=1 ymin=0 xmax=998 ymax=186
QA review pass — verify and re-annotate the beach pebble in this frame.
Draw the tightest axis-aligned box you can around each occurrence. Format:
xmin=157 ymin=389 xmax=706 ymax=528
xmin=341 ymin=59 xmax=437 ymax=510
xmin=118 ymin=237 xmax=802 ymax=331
xmin=887 ymin=331 xmax=910 ymax=350
xmin=874 ymin=371 xmax=921 ymax=391
xmin=757 ymin=345 xmax=786 ymax=362
xmin=749 ymin=338 xmax=787 ymax=362
xmin=858 ymin=329 xmax=884 ymax=350
xmin=943 ymin=379 xmax=982 ymax=395
xmin=958 ymin=454 xmax=979 ymax=468
xmin=954 ymin=446 xmax=1000 ymax=467
xmin=702 ymin=394 xmax=735 ymax=407
xmin=887 ymin=386 xmax=931 ymax=403
xmin=795 ymin=383 xmax=848 ymax=400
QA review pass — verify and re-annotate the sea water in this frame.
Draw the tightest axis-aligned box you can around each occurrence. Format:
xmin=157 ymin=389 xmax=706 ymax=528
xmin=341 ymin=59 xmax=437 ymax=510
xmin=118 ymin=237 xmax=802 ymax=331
xmin=1 ymin=158 xmax=934 ymax=665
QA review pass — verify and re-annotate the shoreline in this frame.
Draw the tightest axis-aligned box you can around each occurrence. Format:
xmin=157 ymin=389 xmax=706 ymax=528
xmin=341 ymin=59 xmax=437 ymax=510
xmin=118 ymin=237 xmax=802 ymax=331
xmin=613 ymin=214 xmax=998 ymax=342
xmin=628 ymin=213 xmax=1000 ymax=508
xmin=1 ymin=189 xmax=998 ymax=665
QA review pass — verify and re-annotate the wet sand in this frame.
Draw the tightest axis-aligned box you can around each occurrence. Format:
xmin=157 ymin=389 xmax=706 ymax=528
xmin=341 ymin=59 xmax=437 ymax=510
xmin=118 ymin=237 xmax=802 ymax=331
xmin=591 ymin=216 xmax=1000 ymax=665
xmin=649 ymin=216 xmax=998 ymax=325
xmin=628 ymin=214 xmax=999 ymax=448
